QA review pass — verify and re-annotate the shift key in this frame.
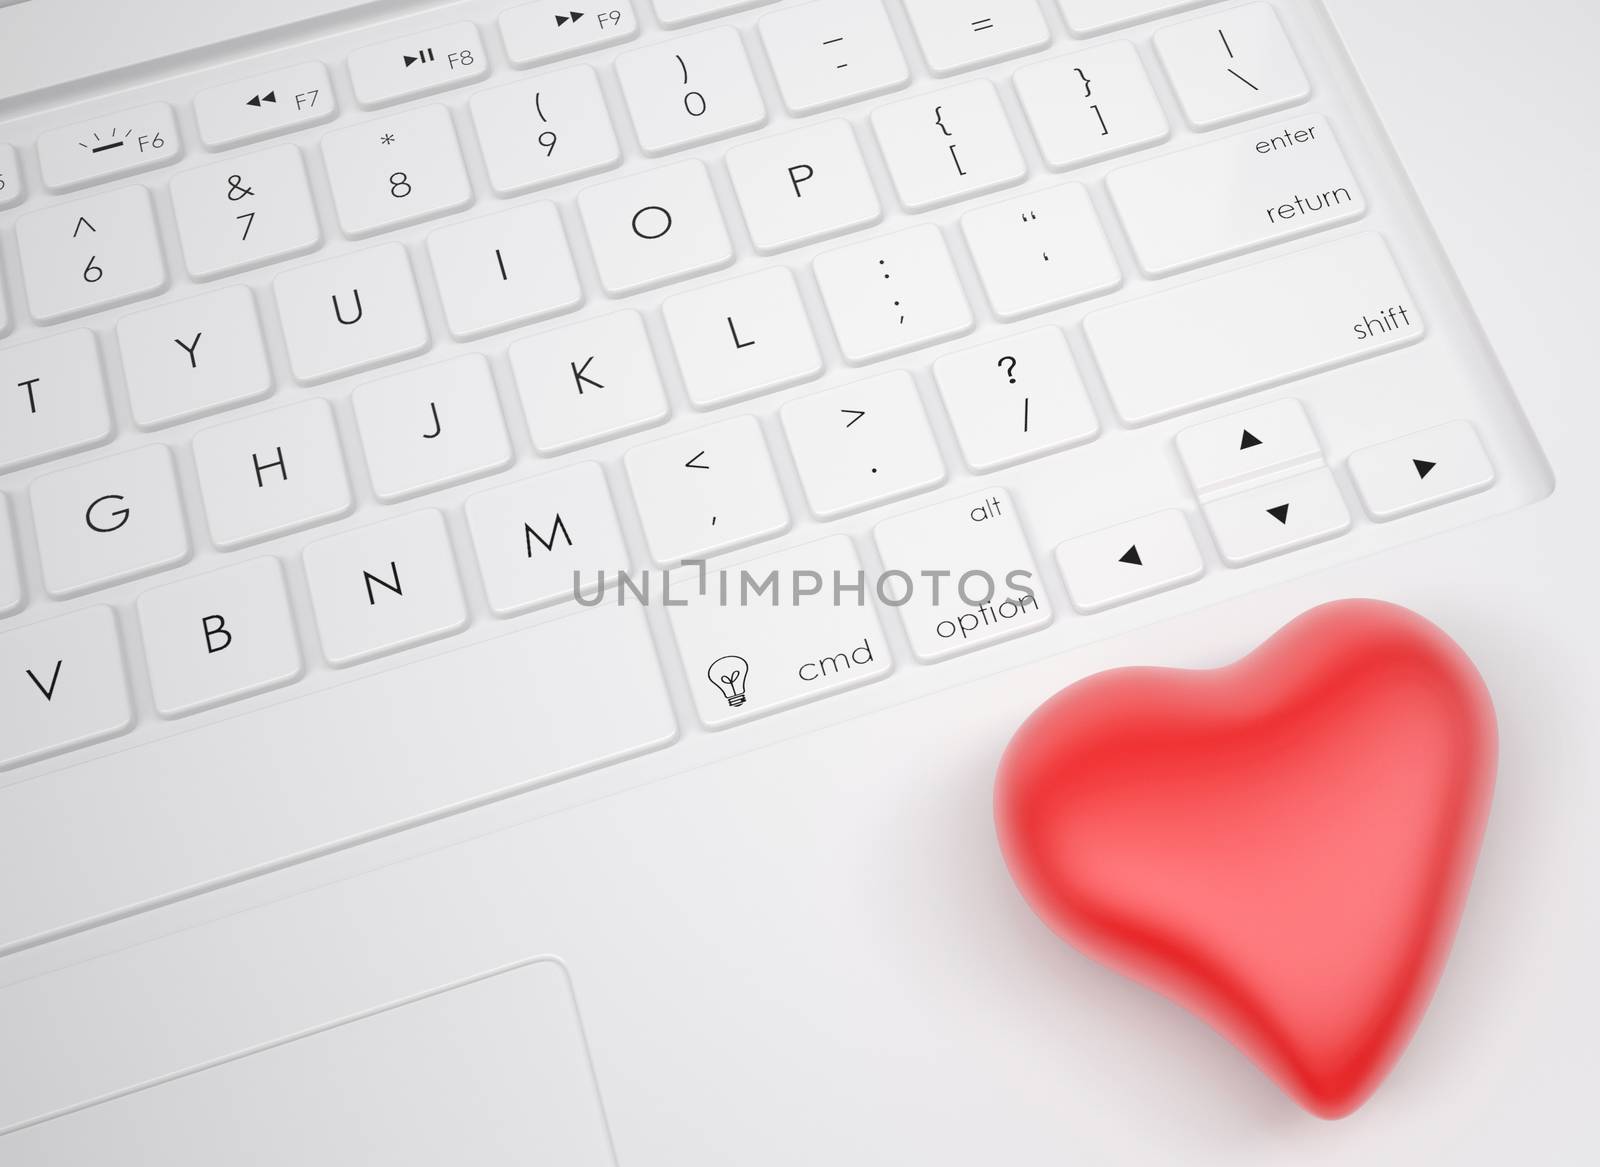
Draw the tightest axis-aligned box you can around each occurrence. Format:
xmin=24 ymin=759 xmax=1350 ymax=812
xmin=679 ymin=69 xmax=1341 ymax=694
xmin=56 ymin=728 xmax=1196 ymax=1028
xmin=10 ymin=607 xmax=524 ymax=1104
xmin=1084 ymin=232 xmax=1425 ymax=425
xmin=665 ymin=535 xmax=893 ymax=729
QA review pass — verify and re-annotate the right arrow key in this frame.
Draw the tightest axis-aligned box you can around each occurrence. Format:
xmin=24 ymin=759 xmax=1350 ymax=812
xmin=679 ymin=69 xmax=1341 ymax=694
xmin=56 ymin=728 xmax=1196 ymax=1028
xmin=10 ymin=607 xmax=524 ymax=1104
xmin=1348 ymin=420 xmax=1496 ymax=521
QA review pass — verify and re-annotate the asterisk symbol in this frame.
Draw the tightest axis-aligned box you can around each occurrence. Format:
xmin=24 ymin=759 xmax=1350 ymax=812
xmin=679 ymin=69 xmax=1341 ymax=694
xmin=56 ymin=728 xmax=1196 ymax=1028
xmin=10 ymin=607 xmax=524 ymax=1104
xmin=380 ymin=133 xmax=396 ymax=145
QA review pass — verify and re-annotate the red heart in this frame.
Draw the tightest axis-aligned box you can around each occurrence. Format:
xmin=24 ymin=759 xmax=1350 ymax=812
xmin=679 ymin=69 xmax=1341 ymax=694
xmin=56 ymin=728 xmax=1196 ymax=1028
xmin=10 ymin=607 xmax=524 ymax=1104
xmin=994 ymin=600 xmax=1496 ymax=1117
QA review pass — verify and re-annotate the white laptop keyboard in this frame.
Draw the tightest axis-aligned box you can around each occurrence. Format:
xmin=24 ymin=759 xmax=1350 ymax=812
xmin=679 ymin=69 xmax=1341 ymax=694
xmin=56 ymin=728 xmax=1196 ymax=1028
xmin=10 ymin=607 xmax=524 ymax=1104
xmin=0 ymin=0 xmax=1549 ymax=949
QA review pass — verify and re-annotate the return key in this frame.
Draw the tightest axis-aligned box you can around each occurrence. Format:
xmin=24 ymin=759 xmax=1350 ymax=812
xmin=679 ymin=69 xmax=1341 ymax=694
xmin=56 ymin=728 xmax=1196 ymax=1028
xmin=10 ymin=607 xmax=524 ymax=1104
xmin=1107 ymin=116 xmax=1365 ymax=277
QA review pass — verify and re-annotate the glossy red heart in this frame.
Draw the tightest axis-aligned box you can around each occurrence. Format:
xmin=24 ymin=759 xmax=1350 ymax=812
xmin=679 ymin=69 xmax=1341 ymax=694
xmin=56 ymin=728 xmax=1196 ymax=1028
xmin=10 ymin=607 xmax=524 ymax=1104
xmin=995 ymin=600 xmax=1496 ymax=1118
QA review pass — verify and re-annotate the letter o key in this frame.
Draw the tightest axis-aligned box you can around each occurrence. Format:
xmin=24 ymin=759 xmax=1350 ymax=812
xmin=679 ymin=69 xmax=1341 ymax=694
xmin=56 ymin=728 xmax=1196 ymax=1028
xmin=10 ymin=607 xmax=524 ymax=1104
xmin=631 ymin=205 xmax=673 ymax=240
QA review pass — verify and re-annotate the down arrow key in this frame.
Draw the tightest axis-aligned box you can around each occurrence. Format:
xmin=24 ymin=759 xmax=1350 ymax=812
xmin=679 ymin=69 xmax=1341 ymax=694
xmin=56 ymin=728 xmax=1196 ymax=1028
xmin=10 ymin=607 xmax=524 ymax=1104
xmin=1203 ymin=469 xmax=1351 ymax=566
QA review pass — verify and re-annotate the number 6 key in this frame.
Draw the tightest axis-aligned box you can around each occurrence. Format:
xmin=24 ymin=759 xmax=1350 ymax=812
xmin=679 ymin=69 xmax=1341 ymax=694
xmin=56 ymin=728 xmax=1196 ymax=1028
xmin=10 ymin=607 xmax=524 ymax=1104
xmin=16 ymin=185 xmax=169 ymax=323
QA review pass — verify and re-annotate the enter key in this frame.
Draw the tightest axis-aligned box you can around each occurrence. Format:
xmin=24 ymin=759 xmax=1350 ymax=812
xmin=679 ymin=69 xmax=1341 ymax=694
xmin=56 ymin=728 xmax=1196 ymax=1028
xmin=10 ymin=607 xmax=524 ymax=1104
xmin=1107 ymin=116 xmax=1366 ymax=276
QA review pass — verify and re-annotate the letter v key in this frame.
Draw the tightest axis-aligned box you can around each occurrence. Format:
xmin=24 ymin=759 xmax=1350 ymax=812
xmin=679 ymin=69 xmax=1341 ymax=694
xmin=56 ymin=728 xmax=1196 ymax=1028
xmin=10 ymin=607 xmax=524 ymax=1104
xmin=27 ymin=660 xmax=64 ymax=701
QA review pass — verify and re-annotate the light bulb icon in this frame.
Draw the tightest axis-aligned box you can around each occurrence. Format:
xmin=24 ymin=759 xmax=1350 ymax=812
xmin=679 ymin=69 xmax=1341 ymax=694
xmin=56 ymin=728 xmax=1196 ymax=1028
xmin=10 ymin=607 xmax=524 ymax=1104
xmin=707 ymin=655 xmax=749 ymax=707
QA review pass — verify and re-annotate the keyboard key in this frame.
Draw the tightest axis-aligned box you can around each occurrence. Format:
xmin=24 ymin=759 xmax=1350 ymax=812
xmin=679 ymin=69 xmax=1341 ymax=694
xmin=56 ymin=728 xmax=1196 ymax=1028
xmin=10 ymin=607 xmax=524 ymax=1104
xmin=169 ymin=145 xmax=323 ymax=280
xmin=1348 ymin=421 xmax=1496 ymax=521
xmin=781 ymin=370 xmax=946 ymax=519
xmin=625 ymin=414 xmax=790 ymax=563
xmin=904 ymin=0 xmax=1050 ymax=76
xmin=469 ymin=67 xmax=621 ymax=196
xmin=665 ymin=535 xmax=892 ymax=729
xmin=321 ymin=106 xmax=472 ymax=238
xmin=1084 ymin=233 xmax=1424 ymax=426
xmin=1203 ymin=468 xmax=1351 ymax=566
xmin=0 ymin=606 xmax=133 ymax=771
xmin=0 ymin=143 xmax=23 ymax=210
xmin=616 ymin=26 xmax=767 ymax=155
xmin=136 ymin=558 xmax=304 ymax=718
xmin=273 ymin=244 xmax=430 ymax=384
xmin=16 ymin=185 xmax=168 ymax=323
xmin=872 ymin=80 xmax=1027 ymax=211
xmin=116 ymin=285 xmax=273 ymax=430
xmin=663 ymin=267 xmax=822 ymax=408
xmin=1156 ymin=4 xmax=1310 ymax=130
xmin=0 ymin=497 xmax=21 ymax=617
xmin=1055 ymin=0 xmax=1212 ymax=35
xmin=500 ymin=1 xmax=640 ymax=66
xmin=1055 ymin=509 xmax=1204 ymax=613
xmin=759 ymin=0 xmax=910 ymax=115
xmin=0 ymin=602 xmax=675 ymax=948
xmin=509 ymin=310 xmax=669 ymax=454
xmin=960 ymin=183 xmax=1122 ymax=320
xmin=578 ymin=160 xmax=733 ymax=295
xmin=303 ymin=509 xmax=468 ymax=667
xmin=726 ymin=120 xmax=882 ymax=254
xmin=934 ymin=327 xmax=1100 ymax=471
xmin=0 ymin=330 xmax=113 ymax=473
xmin=465 ymin=462 xmax=631 ymax=616
xmin=654 ymin=0 xmax=770 ymax=26
xmin=1109 ymin=116 xmax=1364 ymax=276
xmin=873 ymin=488 xmax=1050 ymax=662
xmin=37 ymin=103 xmax=181 ymax=192
xmin=192 ymin=399 xmax=354 ymax=549
xmin=352 ymin=354 xmax=512 ymax=502
xmin=814 ymin=224 xmax=974 ymax=364
xmin=194 ymin=62 xmax=337 ymax=148
xmin=347 ymin=23 xmax=487 ymax=108
xmin=427 ymin=203 xmax=583 ymax=340
xmin=30 ymin=445 xmax=191 ymax=598
xmin=1176 ymin=398 xmax=1322 ymax=495
xmin=1014 ymin=42 xmax=1170 ymax=172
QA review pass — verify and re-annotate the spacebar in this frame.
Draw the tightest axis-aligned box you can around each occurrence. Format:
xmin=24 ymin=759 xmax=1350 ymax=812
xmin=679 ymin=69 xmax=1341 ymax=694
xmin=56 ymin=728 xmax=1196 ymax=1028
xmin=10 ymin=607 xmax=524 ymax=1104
xmin=0 ymin=604 xmax=677 ymax=954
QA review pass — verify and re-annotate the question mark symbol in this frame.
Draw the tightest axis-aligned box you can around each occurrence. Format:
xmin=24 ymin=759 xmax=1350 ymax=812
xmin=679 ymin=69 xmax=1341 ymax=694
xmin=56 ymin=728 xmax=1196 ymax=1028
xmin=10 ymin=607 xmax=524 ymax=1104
xmin=997 ymin=355 xmax=1018 ymax=385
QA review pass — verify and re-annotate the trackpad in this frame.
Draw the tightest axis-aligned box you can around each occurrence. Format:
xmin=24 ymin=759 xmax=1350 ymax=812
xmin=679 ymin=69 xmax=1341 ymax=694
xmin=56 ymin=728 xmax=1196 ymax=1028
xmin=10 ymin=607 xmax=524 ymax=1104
xmin=11 ymin=960 xmax=615 ymax=1166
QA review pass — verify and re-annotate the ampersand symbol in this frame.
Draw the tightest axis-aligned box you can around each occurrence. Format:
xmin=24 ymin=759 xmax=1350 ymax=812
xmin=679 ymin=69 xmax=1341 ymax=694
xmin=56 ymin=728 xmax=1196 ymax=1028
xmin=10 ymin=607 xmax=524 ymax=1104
xmin=225 ymin=174 xmax=254 ymax=201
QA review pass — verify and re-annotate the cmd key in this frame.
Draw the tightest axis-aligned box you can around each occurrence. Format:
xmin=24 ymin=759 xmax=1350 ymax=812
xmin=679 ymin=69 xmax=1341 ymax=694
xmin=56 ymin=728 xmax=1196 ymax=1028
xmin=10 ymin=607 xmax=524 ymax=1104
xmin=665 ymin=535 xmax=893 ymax=728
